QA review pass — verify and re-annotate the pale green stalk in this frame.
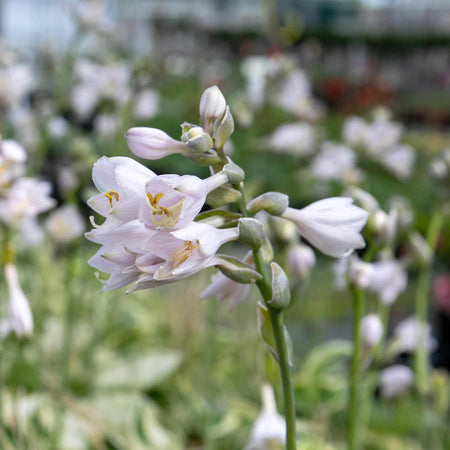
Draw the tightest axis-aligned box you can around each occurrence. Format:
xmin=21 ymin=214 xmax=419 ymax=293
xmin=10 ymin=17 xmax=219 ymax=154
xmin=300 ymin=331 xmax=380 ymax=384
xmin=414 ymin=209 xmax=444 ymax=395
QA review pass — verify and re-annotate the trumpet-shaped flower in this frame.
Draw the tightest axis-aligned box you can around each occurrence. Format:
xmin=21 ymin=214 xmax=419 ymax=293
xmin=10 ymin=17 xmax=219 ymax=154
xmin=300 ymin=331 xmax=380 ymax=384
xmin=201 ymin=271 xmax=250 ymax=309
xmin=87 ymin=156 xmax=155 ymax=224
xmin=139 ymin=171 xmax=228 ymax=230
xmin=1 ymin=263 xmax=33 ymax=337
xmin=126 ymin=127 xmax=190 ymax=160
xmin=281 ymin=197 xmax=369 ymax=258
xmin=368 ymin=259 xmax=407 ymax=304
xmin=246 ymin=384 xmax=286 ymax=450
xmin=134 ymin=222 xmax=239 ymax=287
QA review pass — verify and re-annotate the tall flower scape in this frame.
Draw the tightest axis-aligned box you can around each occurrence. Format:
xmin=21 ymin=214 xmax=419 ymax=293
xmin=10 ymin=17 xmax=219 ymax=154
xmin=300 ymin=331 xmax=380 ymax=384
xmin=87 ymin=86 xmax=369 ymax=448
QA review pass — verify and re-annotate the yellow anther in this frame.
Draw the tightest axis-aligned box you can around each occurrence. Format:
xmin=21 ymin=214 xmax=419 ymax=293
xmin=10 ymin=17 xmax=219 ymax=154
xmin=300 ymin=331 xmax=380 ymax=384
xmin=104 ymin=190 xmax=120 ymax=207
xmin=146 ymin=192 xmax=185 ymax=227
xmin=172 ymin=240 xmax=195 ymax=268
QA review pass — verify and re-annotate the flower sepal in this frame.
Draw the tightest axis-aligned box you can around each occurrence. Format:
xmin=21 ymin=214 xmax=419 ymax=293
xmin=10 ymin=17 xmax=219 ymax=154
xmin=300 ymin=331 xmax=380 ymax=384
xmin=206 ymin=185 xmax=241 ymax=207
xmin=268 ymin=262 xmax=291 ymax=310
xmin=215 ymin=255 xmax=262 ymax=284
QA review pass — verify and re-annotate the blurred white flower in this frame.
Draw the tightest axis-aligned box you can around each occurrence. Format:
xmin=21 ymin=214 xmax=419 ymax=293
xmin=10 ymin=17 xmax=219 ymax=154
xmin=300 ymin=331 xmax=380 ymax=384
xmin=94 ymin=114 xmax=119 ymax=137
xmin=201 ymin=271 xmax=250 ymax=309
xmin=133 ymin=88 xmax=160 ymax=120
xmin=343 ymin=116 xmax=368 ymax=147
xmin=348 ymin=257 xmax=373 ymax=289
xmin=45 ymin=205 xmax=85 ymax=244
xmin=287 ymin=243 xmax=316 ymax=278
xmin=379 ymin=144 xmax=416 ymax=180
xmin=368 ymin=259 xmax=407 ymax=304
xmin=0 ymin=63 xmax=33 ymax=108
xmin=246 ymin=383 xmax=285 ymax=450
xmin=363 ymin=118 xmax=403 ymax=155
xmin=361 ymin=314 xmax=383 ymax=348
xmin=71 ymin=83 xmax=99 ymax=120
xmin=0 ymin=139 xmax=27 ymax=187
xmin=393 ymin=316 xmax=436 ymax=354
xmin=282 ymin=197 xmax=369 ymax=258
xmin=46 ymin=116 xmax=69 ymax=138
xmin=0 ymin=178 xmax=55 ymax=226
xmin=310 ymin=142 xmax=358 ymax=182
xmin=268 ymin=122 xmax=316 ymax=156
xmin=379 ymin=365 xmax=413 ymax=399
xmin=1 ymin=263 xmax=33 ymax=338
xmin=58 ymin=167 xmax=79 ymax=193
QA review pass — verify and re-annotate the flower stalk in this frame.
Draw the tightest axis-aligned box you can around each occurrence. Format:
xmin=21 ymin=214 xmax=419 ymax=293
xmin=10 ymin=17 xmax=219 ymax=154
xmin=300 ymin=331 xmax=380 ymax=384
xmin=414 ymin=208 xmax=444 ymax=395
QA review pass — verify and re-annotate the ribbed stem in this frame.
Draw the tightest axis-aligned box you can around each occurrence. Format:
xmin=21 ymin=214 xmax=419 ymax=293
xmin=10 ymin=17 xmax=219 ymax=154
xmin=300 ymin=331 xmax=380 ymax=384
xmin=348 ymin=287 xmax=365 ymax=450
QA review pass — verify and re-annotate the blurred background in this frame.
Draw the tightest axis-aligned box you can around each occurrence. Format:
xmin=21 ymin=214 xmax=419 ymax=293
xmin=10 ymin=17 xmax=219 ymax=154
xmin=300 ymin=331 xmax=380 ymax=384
xmin=0 ymin=1 xmax=449 ymax=449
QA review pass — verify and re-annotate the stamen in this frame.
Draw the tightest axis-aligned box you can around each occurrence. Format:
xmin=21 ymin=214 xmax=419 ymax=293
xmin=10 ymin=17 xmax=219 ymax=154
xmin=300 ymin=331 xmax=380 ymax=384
xmin=104 ymin=190 xmax=120 ymax=207
xmin=146 ymin=191 xmax=185 ymax=227
xmin=172 ymin=240 xmax=195 ymax=268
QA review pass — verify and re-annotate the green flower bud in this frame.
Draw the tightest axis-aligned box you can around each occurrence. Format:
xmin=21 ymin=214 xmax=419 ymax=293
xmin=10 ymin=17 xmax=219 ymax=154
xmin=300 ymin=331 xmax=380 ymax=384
xmin=223 ymin=162 xmax=245 ymax=186
xmin=187 ymin=149 xmax=221 ymax=167
xmin=216 ymin=255 xmax=262 ymax=284
xmin=206 ymin=185 xmax=241 ymax=207
xmin=180 ymin=121 xmax=199 ymax=135
xmin=213 ymin=105 xmax=234 ymax=149
xmin=268 ymin=262 xmax=291 ymax=310
xmin=238 ymin=218 xmax=264 ymax=250
xmin=181 ymin=126 xmax=213 ymax=153
xmin=261 ymin=237 xmax=274 ymax=263
xmin=247 ymin=192 xmax=289 ymax=216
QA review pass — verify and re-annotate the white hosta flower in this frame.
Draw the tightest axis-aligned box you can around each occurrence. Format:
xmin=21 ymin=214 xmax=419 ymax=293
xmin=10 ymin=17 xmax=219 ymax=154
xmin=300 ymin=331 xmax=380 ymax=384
xmin=126 ymin=127 xmax=190 ymax=160
xmin=246 ymin=384 xmax=285 ymax=450
xmin=133 ymin=223 xmax=239 ymax=289
xmin=133 ymin=88 xmax=160 ymax=120
xmin=287 ymin=243 xmax=316 ymax=278
xmin=201 ymin=271 xmax=250 ymax=309
xmin=46 ymin=116 xmax=69 ymax=138
xmin=363 ymin=118 xmax=403 ymax=155
xmin=343 ymin=116 xmax=368 ymax=147
xmin=18 ymin=218 xmax=44 ymax=248
xmin=87 ymin=156 xmax=155 ymax=225
xmin=379 ymin=144 xmax=415 ymax=180
xmin=86 ymin=219 xmax=154 ymax=292
xmin=310 ymin=142 xmax=358 ymax=182
xmin=393 ymin=316 xmax=436 ymax=354
xmin=71 ymin=83 xmax=99 ymax=120
xmin=0 ymin=139 xmax=27 ymax=186
xmin=94 ymin=114 xmax=119 ymax=137
xmin=0 ymin=178 xmax=55 ymax=225
xmin=379 ymin=365 xmax=413 ymax=399
xmin=361 ymin=314 xmax=383 ymax=348
xmin=1 ymin=263 xmax=33 ymax=337
xmin=139 ymin=171 xmax=228 ymax=230
xmin=0 ymin=64 xmax=33 ymax=108
xmin=45 ymin=205 xmax=85 ymax=244
xmin=282 ymin=197 xmax=369 ymax=258
xmin=368 ymin=260 xmax=407 ymax=305
xmin=268 ymin=122 xmax=315 ymax=156
xmin=348 ymin=257 xmax=373 ymax=289
xmin=276 ymin=70 xmax=310 ymax=112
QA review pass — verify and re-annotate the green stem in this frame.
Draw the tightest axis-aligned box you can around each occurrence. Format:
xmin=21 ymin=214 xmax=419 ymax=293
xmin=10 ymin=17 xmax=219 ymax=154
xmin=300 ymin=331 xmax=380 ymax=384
xmin=235 ymin=183 xmax=296 ymax=449
xmin=348 ymin=287 xmax=365 ymax=450
xmin=414 ymin=209 xmax=444 ymax=395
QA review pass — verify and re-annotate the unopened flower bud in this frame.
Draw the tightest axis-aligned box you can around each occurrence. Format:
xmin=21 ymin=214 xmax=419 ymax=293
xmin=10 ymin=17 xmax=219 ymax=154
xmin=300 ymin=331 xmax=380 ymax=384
xmin=268 ymin=262 xmax=291 ymax=310
xmin=199 ymin=86 xmax=226 ymax=126
xmin=379 ymin=365 xmax=413 ymax=399
xmin=247 ymin=192 xmax=289 ymax=216
xmin=408 ymin=231 xmax=432 ymax=267
xmin=180 ymin=121 xmax=198 ymax=134
xmin=216 ymin=255 xmax=262 ymax=284
xmin=213 ymin=105 xmax=234 ymax=149
xmin=345 ymin=187 xmax=379 ymax=213
xmin=223 ymin=162 xmax=245 ymax=186
xmin=239 ymin=218 xmax=264 ymax=250
xmin=370 ymin=210 xmax=390 ymax=238
xmin=206 ymin=185 xmax=241 ymax=207
xmin=187 ymin=150 xmax=221 ymax=167
xmin=261 ymin=237 xmax=274 ymax=263
xmin=361 ymin=314 xmax=383 ymax=347
xmin=181 ymin=126 xmax=213 ymax=153
xmin=349 ymin=258 xmax=373 ymax=288
xmin=287 ymin=244 xmax=315 ymax=278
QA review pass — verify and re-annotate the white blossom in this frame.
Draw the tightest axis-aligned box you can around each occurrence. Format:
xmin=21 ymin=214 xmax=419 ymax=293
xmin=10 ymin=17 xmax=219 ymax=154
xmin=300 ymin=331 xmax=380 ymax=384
xmin=133 ymin=88 xmax=160 ymax=120
xmin=268 ymin=122 xmax=315 ymax=156
xmin=287 ymin=243 xmax=316 ymax=278
xmin=368 ymin=260 xmax=407 ymax=304
xmin=201 ymin=271 xmax=250 ymax=309
xmin=282 ymin=197 xmax=369 ymax=258
xmin=393 ymin=316 xmax=436 ymax=354
xmin=45 ymin=205 xmax=85 ymax=244
xmin=361 ymin=314 xmax=383 ymax=347
xmin=379 ymin=365 xmax=413 ymax=399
